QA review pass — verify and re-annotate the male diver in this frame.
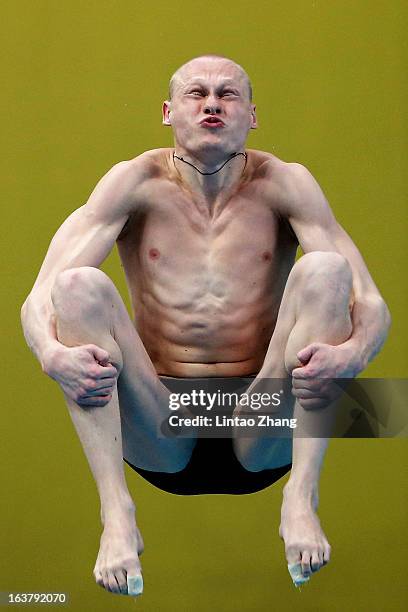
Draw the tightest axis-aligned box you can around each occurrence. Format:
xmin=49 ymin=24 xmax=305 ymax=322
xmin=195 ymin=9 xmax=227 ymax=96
xmin=21 ymin=55 xmax=390 ymax=595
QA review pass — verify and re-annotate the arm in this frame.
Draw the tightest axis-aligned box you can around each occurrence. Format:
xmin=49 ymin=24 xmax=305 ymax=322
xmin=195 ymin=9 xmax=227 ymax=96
xmin=21 ymin=159 xmax=144 ymax=371
xmin=278 ymin=163 xmax=391 ymax=375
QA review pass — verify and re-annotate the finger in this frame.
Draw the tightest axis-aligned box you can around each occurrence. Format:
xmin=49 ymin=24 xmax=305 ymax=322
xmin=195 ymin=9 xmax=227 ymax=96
xmin=83 ymin=387 xmax=113 ymax=398
xmin=293 ymin=370 xmax=323 ymax=383
xmin=92 ymin=365 xmax=118 ymax=379
xmin=81 ymin=389 xmax=112 ymax=401
xmin=292 ymin=388 xmax=324 ymax=400
xmin=292 ymin=378 xmax=323 ymax=391
xmin=299 ymin=398 xmax=328 ymax=410
xmin=127 ymin=573 xmax=143 ymax=597
xmin=292 ymin=377 xmax=323 ymax=389
xmin=292 ymin=381 xmax=327 ymax=397
xmin=296 ymin=348 xmax=312 ymax=364
xmin=94 ymin=378 xmax=116 ymax=389
xmin=291 ymin=377 xmax=305 ymax=389
xmin=291 ymin=366 xmax=308 ymax=379
xmin=87 ymin=345 xmax=110 ymax=364
xmin=292 ymin=366 xmax=321 ymax=380
xmin=77 ymin=396 xmax=112 ymax=407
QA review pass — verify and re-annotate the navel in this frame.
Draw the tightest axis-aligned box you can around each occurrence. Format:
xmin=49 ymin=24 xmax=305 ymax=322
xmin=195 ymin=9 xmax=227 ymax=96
xmin=149 ymin=248 xmax=160 ymax=260
xmin=262 ymin=251 xmax=272 ymax=262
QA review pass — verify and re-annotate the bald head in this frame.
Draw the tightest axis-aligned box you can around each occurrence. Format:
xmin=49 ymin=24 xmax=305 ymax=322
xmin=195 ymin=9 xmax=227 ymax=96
xmin=169 ymin=54 xmax=253 ymax=102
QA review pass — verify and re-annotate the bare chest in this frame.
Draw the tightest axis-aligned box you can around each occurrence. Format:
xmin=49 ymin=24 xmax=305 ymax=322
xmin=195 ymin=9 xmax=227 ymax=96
xmin=117 ymin=185 xmax=297 ymax=315
xmin=124 ymin=190 xmax=281 ymax=260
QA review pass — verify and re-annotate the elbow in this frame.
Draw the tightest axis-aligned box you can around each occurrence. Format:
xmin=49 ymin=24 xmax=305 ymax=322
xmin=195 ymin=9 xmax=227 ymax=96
xmin=363 ymin=294 xmax=391 ymax=338
xmin=21 ymin=294 xmax=33 ymax=325
xmin=20 ymin=298 xmax=28 ymax=322
xmin=383 ymin=301 xmax=391 ymax=334
xmin=375 ymin=296 xmax=391 ymax=336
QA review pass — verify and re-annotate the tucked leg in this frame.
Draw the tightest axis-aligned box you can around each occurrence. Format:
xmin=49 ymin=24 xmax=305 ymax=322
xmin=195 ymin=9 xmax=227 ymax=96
xmin=51 ymin=266 xmax=195 ymax=595
xmin=233 ymin=251 xmax=353 ymax=581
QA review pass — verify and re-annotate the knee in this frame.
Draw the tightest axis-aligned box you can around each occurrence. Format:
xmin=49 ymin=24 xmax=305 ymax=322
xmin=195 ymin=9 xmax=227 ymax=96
xmin=234 ymin=439 xmax=292 ymax=472
xmin=51 ymin=267 xmax=113 ymax=311
xmin=161 ymin=451 xmax=193 ymax=474
xmin=293 ymin=251 xmax=352 ymax=296
xmin=295 ymin=251 xmax=352 ymax=278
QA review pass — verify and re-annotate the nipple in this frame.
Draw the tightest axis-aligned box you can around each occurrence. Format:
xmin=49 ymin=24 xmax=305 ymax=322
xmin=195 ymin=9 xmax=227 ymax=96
xmin=149 ymin=248 xmax=160 ymax=260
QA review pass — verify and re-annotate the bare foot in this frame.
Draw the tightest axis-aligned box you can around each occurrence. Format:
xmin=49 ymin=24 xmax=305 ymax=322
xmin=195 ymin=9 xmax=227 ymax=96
xmin=93 ymin=502 xmax=144 ymax=596
xmin=279 ymin=482 xmax=331 ymax=584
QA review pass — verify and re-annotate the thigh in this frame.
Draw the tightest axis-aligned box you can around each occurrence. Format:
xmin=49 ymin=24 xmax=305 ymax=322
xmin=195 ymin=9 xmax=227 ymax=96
xmin=252 ymin=251 xmax=353 ymax=379
xmin=233 ymin=252 xmax=353 ymax=470
xmin=62 ymin=268 xmax=198 ymax=472
xmin=115 ymin=310 xmax=196 ymax=471
xmin=232 ymin=262 xmax=301 ymax=470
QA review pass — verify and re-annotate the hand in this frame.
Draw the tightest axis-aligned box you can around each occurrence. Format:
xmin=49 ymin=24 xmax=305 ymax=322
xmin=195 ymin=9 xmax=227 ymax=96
xmin=291 ymin=342 xmax=359 ymax=410
xmin=43 ymin=344 xmax=118 ymax=407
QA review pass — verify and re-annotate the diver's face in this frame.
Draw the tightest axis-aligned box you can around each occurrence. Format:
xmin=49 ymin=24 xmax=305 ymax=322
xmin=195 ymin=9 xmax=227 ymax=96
xmin=163 ymin=59 xmax=257 ymax=157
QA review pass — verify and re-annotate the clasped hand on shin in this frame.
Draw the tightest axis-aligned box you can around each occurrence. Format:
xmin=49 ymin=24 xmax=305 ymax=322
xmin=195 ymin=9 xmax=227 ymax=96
xmin=291 ymin=342 xmax=360 ymax=410
xmin=43 ymin=344 xmax=118 ymax=407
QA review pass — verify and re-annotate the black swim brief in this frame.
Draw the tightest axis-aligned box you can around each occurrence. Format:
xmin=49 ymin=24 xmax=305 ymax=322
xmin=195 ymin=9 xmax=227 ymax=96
xmin=124 ymin=375 xmax=292 ymax=495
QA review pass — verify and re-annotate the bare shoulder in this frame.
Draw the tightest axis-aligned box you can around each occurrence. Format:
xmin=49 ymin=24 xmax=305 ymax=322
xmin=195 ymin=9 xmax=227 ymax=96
xmin=104 ymin=148 xmax=167 ymax=192
xmin=248 ymin=150 xmax=326 ymax=219
xmin=126 ymin=148 xmax=172 ymax=179
xmin=247 ymin=149 xmax=310 ymax=185
xmin=92 ymin=148 xmax=171 ymax=214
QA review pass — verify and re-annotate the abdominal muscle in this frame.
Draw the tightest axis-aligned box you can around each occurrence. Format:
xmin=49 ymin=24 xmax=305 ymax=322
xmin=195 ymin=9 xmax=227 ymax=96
xmin=119 ymin=242 xmax=294 ymax=377
xmin=132 ymin=288 xmax=279 ymax=377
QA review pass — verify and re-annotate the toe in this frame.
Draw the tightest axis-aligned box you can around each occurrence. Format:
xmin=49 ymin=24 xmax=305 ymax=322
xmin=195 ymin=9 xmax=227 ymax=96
xmin=101 ymin=569 xmax=110 ymax=592
xmin=323 ymin=544 xmax=331 ymax=564
xmin=285 ymin=544 xmax=301 ymax=565
xmin=127 ymin=573 xmax=143 ymax=596
xmin=107 ymin=571 xmax=120 ymax=594
xmin=93 ymin=568 xmax=104 ymax=589
xmin=301 ymin=551 xmax=312 ymax=577
xmin=115 ymin=570 xmax=128 ymax=595
xmin=311 ymin=551 xmax=321 ymax=572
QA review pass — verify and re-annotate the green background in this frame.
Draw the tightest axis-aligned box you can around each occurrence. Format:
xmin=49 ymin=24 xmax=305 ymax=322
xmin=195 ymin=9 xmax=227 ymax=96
xmin=1 ymin=1 xmax=407 ymax=610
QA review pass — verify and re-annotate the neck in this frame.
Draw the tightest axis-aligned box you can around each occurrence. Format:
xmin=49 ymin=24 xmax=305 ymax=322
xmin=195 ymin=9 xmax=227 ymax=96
xmin=172 ymin=147 xmax=247 ymax=203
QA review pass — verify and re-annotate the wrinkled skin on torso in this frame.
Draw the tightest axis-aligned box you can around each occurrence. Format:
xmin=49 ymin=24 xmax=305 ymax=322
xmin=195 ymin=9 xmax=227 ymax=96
xmin=117 ymin=149 xmax=298 ymax=376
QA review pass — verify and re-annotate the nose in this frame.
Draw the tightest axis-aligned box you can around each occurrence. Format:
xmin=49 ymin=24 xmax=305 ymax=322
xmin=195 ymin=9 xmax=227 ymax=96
xmin=203 ymin=94 xmax=222 ymax=115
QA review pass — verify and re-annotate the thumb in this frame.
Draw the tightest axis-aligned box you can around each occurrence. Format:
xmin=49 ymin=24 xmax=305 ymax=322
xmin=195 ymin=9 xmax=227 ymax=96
xmin=89 ymin=345 xmax=110 ymax=365
xmin=297 ymin=344 xmax=316 ymax=364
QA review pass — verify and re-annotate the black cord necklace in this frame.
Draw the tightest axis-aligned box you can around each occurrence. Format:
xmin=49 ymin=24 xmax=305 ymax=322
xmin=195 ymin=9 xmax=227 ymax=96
xmin=173 ymin=150 xmax=247 ymax=176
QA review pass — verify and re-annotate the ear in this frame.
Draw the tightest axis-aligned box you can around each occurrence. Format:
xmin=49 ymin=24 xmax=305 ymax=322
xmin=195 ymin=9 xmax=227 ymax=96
xmin=162 ymin=100 xmax=172 ymax=126
xmin=250 ymin=104 xmax=258 ymax=129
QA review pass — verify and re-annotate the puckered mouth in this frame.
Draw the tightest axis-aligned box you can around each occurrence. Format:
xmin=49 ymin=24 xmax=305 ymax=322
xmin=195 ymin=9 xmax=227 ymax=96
xmin=199 ymin=116 xmax=225 ymax=126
